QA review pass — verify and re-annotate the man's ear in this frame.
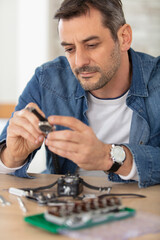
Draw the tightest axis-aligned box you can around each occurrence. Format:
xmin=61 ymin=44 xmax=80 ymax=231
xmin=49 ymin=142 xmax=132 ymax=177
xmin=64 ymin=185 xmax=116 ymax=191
xmin=117 ymin=24 xmax=132 ymax=52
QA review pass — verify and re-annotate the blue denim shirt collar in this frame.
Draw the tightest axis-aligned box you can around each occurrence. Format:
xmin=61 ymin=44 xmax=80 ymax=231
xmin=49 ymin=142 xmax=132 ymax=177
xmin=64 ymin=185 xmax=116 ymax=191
xmin=128 ymin=48 xmax=149 ymax=98
xmin=75 ymin=81 xmax=87 ymax=99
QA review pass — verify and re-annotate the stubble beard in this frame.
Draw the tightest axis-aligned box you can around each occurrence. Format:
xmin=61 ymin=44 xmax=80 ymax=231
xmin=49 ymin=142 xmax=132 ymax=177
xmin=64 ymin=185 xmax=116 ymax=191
xmin=74 ymin=42 xmax=121 ymax=91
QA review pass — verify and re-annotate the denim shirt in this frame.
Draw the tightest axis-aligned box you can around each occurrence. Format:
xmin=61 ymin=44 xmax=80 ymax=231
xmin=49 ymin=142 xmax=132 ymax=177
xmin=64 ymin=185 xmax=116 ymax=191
xmin=0 ymin=48 xmax=160 ymax=188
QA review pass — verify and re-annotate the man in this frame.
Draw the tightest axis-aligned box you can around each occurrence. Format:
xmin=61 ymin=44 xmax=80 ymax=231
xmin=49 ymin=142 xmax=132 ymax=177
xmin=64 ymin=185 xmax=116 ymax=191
xmin=0 ymin=0 xmax=160 ymax=188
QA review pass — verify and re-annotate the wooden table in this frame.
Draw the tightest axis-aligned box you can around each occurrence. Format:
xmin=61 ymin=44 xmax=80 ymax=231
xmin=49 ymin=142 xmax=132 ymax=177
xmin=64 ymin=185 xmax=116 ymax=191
xmin=0 ymin=173 xmax=160 ymax=240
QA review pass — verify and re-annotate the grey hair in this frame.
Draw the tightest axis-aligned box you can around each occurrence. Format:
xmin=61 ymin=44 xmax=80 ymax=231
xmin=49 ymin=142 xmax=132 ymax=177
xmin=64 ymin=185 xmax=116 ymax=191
xmin=54 ymin=0 xmax=126 ymax=41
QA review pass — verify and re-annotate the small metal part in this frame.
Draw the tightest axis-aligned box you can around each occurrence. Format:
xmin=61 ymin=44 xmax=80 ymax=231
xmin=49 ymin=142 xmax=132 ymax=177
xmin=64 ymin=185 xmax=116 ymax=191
xmin=29 ymin=190 xmax=34 ymax=196
xmin=107 ymin=187 xmax=112 ymax=194
xmin=9 ymin=187 xmax=27 ymax=197
xmin=38 ymin=121 xmax=53 ymax=134
xmin=82 ymin=194 xmax=96 ymax=200
xmin=46 ymin=193 xmax=52 ymax=199
xmin=0 ymin=195 xmax=11 ymax=206
xmin=17 ymin=197 xmax=27 ymax=213
xmin=57 ymin=174 xmax=83 ymax=197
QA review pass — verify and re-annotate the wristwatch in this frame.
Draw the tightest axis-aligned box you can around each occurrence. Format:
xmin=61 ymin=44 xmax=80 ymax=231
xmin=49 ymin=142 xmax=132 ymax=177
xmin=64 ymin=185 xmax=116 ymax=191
xmin=104 ymin=144 xmax=126 ymax=173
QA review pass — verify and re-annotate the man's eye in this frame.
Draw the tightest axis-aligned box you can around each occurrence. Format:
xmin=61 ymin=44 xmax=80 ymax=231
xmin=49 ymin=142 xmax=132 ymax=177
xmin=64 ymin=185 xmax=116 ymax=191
xmin=88 ymin=43 xmax=99 ymax=48
xmin=65 ymin=47 xmax=75 ymax=53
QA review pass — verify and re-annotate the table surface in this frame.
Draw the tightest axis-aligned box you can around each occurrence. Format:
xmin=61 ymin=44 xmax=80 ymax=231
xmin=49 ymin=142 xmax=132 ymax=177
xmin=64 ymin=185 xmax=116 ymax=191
xmin=0 ymin=173 xmax=160 ymax=240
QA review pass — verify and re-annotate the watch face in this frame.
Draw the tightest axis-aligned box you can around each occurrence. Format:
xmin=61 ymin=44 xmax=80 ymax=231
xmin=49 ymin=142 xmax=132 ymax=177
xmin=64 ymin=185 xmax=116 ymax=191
xmin=38 ymin=121 xmax=53 ymax=134
xmin=111 ymin=146 xmax=126 ymax=164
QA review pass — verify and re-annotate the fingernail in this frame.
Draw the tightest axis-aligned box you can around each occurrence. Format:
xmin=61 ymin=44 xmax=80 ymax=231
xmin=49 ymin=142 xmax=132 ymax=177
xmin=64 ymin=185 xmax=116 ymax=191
xmin=48 ymin=116 xmax=54 ymax=124
xmin=38 ymin=135 xmax=44 ymax=142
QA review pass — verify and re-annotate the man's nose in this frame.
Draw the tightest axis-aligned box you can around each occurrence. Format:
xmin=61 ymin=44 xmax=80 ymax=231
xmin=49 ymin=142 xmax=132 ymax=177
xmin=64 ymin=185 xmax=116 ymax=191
xmin=75 ymin=48 xmax=90 ymax=68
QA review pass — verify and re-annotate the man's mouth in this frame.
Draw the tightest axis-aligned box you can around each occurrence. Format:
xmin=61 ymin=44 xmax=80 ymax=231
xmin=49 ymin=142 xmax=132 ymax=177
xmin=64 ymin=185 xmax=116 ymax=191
xmin=79 ymin=71 xmax=97 ymax=78
xmin=75 ymin=66 xmax=100 ymax=79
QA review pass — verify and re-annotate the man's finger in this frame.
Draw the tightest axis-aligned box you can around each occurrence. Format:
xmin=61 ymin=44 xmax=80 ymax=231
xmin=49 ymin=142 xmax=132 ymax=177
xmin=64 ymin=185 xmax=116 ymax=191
xmin=48 ymin=115 xmax=88 ymax=132
xmin=47 ymin=130 xmax=81 ymax=143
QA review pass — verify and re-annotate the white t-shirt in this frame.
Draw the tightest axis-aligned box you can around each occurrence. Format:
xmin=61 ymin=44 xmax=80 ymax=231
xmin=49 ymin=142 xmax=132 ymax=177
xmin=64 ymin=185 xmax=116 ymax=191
xmin=77 ymin=91 xmax=138 ymax=181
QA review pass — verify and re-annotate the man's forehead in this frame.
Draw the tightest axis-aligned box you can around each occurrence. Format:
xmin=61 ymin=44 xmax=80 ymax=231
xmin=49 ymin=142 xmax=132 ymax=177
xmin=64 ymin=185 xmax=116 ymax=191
xmin=58 ymin=8 xmax=108 ymax=43
xmin=58 ymin=6 xmax=104 ymax=31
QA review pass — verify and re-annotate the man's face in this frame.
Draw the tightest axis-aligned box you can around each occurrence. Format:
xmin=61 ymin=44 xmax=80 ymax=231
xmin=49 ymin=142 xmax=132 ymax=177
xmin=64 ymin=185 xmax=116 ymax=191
xmin=59 ymin=7 xmax=121 ymax=92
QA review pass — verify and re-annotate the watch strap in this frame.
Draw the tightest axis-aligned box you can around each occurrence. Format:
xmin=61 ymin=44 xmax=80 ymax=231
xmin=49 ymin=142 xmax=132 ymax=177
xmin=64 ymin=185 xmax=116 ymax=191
xmin=26 ymin=107 xmax=47 ymax=122
xmin=107 ymin=162 xmax=121 ymax=173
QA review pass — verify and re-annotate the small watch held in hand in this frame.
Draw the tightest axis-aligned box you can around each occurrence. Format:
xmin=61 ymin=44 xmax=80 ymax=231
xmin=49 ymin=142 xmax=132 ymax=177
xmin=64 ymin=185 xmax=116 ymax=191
xmin=26 ymin=107 xmax=54 ymax=134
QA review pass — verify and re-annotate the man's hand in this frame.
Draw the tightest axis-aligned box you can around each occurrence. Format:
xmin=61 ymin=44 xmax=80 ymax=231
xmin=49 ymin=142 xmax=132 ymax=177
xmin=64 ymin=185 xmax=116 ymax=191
xmin=45 ymin=116 xmax=112 ymax=171
xmin=1 ymin=103 xmax=45 ymax=168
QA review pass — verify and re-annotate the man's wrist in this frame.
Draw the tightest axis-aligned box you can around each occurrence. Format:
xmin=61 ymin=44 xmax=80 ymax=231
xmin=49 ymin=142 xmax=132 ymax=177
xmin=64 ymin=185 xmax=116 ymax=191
xmin=0 ymin=158 xmax=25 ymax=173
xmin=119 ymin=158 xmax=138 ymax=180
xmin=0 ymin=147 xmax=26 ymax=168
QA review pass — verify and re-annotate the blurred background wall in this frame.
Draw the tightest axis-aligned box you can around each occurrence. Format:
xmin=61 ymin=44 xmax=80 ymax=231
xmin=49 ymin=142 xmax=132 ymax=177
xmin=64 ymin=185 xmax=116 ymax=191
xmin=0 ymin=0 xmax=160 ymax=172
